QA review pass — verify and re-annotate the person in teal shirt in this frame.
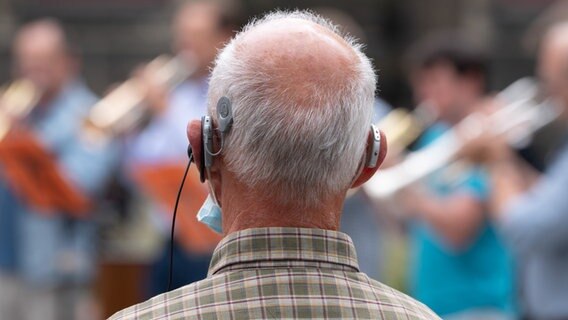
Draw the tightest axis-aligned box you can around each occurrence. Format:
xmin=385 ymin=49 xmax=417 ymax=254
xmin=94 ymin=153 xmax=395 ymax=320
xmin=411 ymin=123 xmax=514 ymax=318
xmin=402 ymin=33 xmax=515 ymax=319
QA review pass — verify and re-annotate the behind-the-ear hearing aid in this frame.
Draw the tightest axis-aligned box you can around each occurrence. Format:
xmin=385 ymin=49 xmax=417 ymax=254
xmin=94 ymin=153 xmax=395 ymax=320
xmin=197 ymin=97 xmax=234 ymax=182
xmin=366 ymin=124 xmax=381 ymax=168
xmin=171 ymin=96 xmax=233 ymax=290
xmin=201 ymin=116 xmax=213 ymax=179
xmin=216 ymin=96 xmax=233 ymax=134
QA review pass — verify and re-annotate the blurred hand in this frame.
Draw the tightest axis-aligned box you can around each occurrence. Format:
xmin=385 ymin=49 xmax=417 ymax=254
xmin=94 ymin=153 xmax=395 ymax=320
xmin=456 ymin=97 xmax=513 ymax=163
xmin=457 ymin=129 xmax=511 ymax=163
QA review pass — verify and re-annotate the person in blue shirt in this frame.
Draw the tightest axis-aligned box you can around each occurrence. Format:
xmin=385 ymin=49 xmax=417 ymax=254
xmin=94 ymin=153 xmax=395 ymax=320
xmin=0 ymin=19 xmax=117 ymax=320
xmin=123 ymin=0 xmax=242 ymax=297
xmin=398 ymin=33 xmax=515 ymax=319
xmin=461 ymin=21 xmax=568 ymax=320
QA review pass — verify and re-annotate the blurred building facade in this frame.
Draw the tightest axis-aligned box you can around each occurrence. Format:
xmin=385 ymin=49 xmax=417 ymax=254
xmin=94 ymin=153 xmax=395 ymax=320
xmin=0 ymin=0 xmax=561 ymax=107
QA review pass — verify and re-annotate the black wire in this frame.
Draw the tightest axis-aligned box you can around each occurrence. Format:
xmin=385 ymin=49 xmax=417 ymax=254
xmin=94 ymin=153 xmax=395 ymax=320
xmin=167 ymin=154 xmax=193 ymax=292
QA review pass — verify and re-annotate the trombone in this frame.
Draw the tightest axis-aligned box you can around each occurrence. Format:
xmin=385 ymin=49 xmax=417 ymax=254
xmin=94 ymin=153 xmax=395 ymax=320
xmin=364 ymin=77 xmax=561 ymax=200
xmin=82 ymin=54 xmax=196 ymax=143
xmin=345 ymin=101 xmax=436 ymax=199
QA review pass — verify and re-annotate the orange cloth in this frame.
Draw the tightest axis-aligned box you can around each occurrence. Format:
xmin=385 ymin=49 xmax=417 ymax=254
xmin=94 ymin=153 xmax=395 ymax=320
xmin=132 ymin=164 xmax=221 ymax=255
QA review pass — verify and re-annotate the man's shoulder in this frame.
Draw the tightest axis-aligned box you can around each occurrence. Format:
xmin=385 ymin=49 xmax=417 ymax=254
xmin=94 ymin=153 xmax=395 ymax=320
xmin=109 ymin=272 xmax=440 ymax=320
xmin=109 ymin=275 xmax=225 ymax=320
xmin=362 ymin=275 xmax=440 ymax=319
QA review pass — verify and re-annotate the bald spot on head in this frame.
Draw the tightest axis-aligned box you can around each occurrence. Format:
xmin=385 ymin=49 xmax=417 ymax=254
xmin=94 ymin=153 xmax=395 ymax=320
xmin=234 ymin=18 xmax=359 ymax=106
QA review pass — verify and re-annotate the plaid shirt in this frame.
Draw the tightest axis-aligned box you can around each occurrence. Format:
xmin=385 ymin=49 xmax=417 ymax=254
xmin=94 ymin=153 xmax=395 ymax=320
xmin=110 ymin=227 xmax=439 ymax=319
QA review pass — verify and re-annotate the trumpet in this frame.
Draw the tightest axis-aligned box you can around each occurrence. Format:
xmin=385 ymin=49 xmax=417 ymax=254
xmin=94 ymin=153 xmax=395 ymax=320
xmin=0 ymin=80 xmax=41 ymax=141
xmin=365 ymin=77 xmax=561 ymax=200
xmin=83 ymin=55 xmax=196 ymax=142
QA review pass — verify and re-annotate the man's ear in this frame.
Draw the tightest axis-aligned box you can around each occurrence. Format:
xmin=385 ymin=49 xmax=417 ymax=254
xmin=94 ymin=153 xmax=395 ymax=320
xmin=351 ymin=129 xmax=388 ymax=189
xmin=187 ymin=119 xmax=203 ymax=170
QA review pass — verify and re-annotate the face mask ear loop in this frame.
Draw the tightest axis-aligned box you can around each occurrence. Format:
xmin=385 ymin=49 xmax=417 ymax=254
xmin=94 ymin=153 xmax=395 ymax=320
xmin=205 ymin=166 xmax=222 ymax=208
xmin=204 ymin=128 xmax=225 ymax=206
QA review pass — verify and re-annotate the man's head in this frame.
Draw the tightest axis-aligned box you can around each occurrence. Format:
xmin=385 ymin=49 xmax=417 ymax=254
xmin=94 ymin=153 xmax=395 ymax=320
xmin=173 ymin=0 xmax=241 ymax=77
xmin=538 ymin=22 xmax=568 ymax=115
xmin=12 ymin=19 xmax=77 ymax=100
xmin=407 ymin=33 xmax=488 ymax=123
xmin=188 ymin=11 xmax=386 ymax=233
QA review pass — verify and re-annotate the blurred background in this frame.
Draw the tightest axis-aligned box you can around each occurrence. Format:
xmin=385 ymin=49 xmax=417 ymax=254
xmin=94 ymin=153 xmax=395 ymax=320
xmin=0 ymin=0 xmax=558 ymax=105
xmin=0 ymin=0 xmax=567 ymax=319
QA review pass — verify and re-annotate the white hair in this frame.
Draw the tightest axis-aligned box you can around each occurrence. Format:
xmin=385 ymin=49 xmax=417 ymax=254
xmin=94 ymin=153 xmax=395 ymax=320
xmin=207 ymin=10 xmax=376 ymax=208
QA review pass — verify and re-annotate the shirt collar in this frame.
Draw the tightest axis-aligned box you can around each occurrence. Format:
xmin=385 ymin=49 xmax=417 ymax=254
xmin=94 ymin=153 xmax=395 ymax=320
xmin=208 ymin=227 xmax=360 ymax=276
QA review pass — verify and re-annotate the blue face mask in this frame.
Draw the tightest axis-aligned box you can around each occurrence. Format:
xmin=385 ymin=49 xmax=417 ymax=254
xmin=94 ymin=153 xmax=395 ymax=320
xmin=197 ymin=194 xmax=223 ymax=234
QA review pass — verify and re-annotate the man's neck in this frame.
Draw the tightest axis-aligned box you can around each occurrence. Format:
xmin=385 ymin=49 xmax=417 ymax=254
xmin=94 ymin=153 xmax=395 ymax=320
xmin=220 ymin=182 xmax=344 ymax=235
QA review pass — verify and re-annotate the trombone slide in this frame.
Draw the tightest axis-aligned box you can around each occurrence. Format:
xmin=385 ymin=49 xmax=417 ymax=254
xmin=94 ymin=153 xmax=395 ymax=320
xmin=364 ymin=77 xmax=560 ymax=200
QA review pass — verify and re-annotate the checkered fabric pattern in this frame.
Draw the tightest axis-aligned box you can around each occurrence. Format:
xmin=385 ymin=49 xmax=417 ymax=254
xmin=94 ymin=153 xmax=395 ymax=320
xmin=110 ymin=227 xmax=439 ymax=319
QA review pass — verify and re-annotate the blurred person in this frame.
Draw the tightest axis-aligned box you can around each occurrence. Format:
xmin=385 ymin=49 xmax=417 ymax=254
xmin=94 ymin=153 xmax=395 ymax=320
xmin=399 ymin=34 xmax=515 ymax=319
xmin=122 ymin=0 xmax=241 ymax=296
xmin=461 ymin=22 xmax=568 ymax=320
xmin=110 ymin=11 xmax=440 ymax=320
xmin=0 ymin=19 xmax=117 ymax=320
xmin=316 ymin=6 xmax=391 ymax=281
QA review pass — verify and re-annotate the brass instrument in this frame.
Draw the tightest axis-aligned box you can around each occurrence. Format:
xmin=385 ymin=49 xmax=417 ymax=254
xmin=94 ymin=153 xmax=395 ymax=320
xmin=83 ymin=55 xmax=196 ymax=142
xmin=378 ymin=102 xmax=437 ymax=156
xmin=0 ymin=80 xmax=41 ymax=140
xmin=345 ymin=102 xmax=436 ymax=199
xmin=365 ymin=77 xmax=561 ymax=200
